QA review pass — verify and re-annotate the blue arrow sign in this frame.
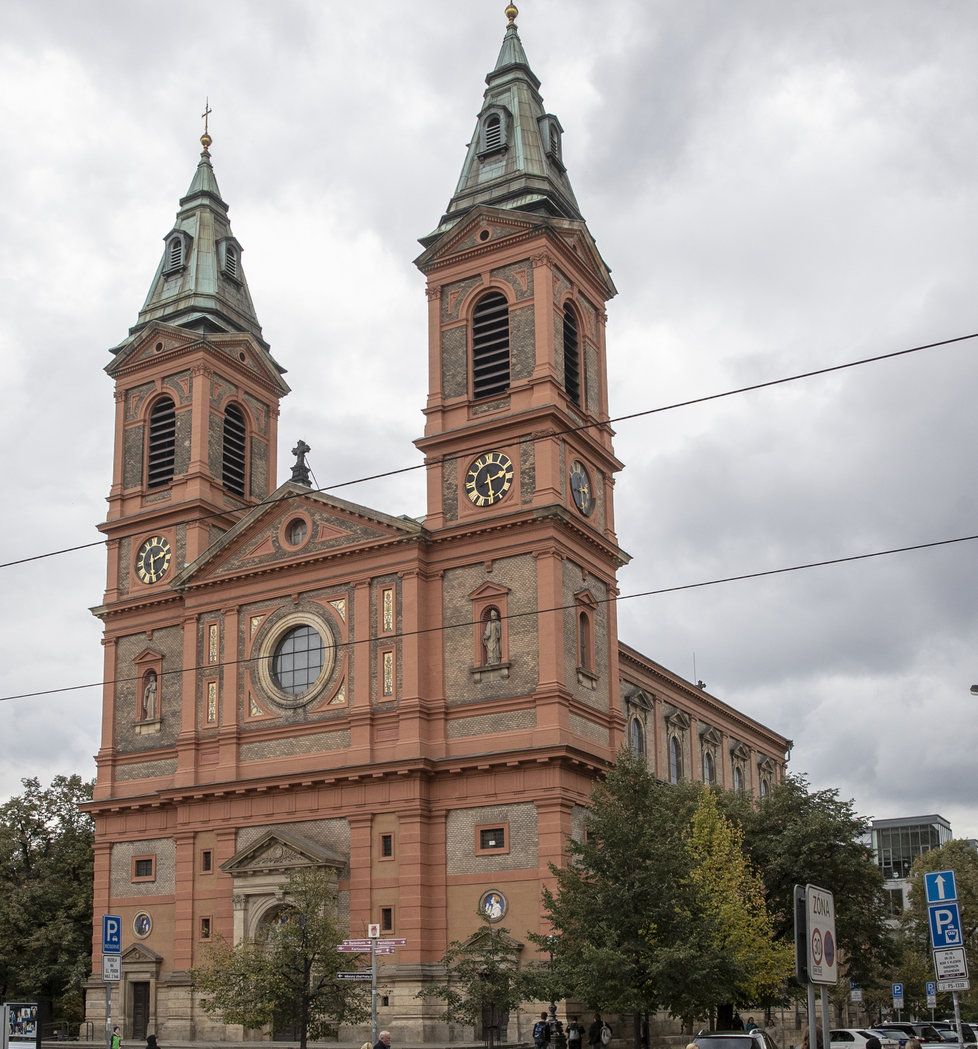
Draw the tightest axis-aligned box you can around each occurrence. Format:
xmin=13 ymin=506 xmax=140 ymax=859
xmin=102 ymin=914 xmax=122 ymax=954
xmin=928 ymin=902 xmax=964 ymax=949
xmin=892 ymin=982 xmax=904 ymax=999
xmin=925 ymin=870 xmax=958 ymax=904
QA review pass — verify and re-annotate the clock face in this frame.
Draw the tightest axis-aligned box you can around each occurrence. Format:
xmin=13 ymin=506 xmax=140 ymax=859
xmin=569 ymin=461 xmax=594 ymax=516
xmin=136 ymin=535 xmax=172 ymax=584
xmin=464 ymin=451 xmax=514 ymax=507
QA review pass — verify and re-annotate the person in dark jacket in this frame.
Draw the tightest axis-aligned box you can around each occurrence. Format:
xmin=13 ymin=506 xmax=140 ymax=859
xmin=146 ymin=1036 xmax=159 ymax=1049
xmin=373 ymin=1031 xmax=391 ymax=1049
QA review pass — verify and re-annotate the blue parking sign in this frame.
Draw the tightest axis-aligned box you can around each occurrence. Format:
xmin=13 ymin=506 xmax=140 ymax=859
xmin=924 ymin=870 xmax=958 ymax=904
xmin=892 ymin=982 xmax=904 ymax=999
xmin=102 ymin=914 xmax=122 ymax=954
xmin=928 ymin=902 xmax=963 ymax=949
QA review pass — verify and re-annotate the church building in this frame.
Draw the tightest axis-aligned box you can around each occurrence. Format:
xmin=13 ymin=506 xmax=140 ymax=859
xmin=85 ymin=7 xmax=789 ymax=1042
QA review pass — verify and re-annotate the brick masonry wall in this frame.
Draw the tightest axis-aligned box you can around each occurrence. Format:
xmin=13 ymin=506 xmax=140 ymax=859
xmin=446 ymin=802 xmax=538 ymax=875
xmin=511 ymin=304 xmax=535 ymax=380
xmin=115 ymin=625 xmax=183 ymax=753
xmin=250 ymin=435 xmax=268 ymax=497
xmin=446 ymin=708 xmax=536 ymax=738
xmin=443 ymin=455 xmax=459 ymax=521
xmin=569 ymin=713 xmax=610 ymax=745
xmin=115 ymin=758 xmax=177 ymax=781
xmin=122 ymin=425 xmax=144 ymax=488
xmin=442 ymin=555 xmax=539 ymax=706
xmin=562 ymin=560 xmax=610 ymax=712
xmin=124 ymin=381 xmax=156 ymax=421
xmin=490 ymin=260 xmax=534 ymax=303
xmin=441 ymin=275 xmax=483 ymax=325
xmin=110 ymin=838 xmax=176 ymax=896
xmin=441 ymin=326 xmax=467 ymax=399
xmin=520 ymin=437 xmax=536 ymax=503
xmin=207 ymin=410 xmax=223 ymax=478
xmin=174 ymin=408 xmax=191 ymax=475
xmin=239 ymin=729 xmax=351 ymax=762
xmin=238 ymin=817 xmax=350 ymax=857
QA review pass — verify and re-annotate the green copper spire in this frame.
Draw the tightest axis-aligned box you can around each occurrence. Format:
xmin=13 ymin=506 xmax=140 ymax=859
xmin=115 ymin=121 xmax=268 ymax=353
xmin=422 ymin=5 xmax=582 ymax=243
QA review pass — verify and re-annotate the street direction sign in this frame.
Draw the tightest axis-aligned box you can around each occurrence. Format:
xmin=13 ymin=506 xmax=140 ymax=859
xmin=338 ymin=945 xmax=369 ymax=953
xmin=937 ymin=978 xmax=970 ymax=993
xmin=806 ymin=885 xmax=838 ymax=985
xmin=336 ymin=972 xmax=372 ymax=981
xmin=925 ymin=870 xmax=958 ymax=904
xmin=928 ymin=902 xmax=964 ymax=949
xmin=341 ymin=940 xmax=374 ymax=947
xmin=102 ymin=915 xmax=122 ymax=955
xmin=934 ymin=947 xmax=969 ymax=981
xmin=374 ymin=938 xmax=407 ymax=947
xmin=102 ymin=956 xmax=121 ymax=982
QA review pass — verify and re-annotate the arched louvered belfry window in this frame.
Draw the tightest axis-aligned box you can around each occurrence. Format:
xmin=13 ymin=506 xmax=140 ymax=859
xmin=669 ymin=736 xmax=683 ymax=784
xmin=472 ymin=291 xmax=510 ymax=400
xmin=562 ymin=302 xmax=581 ymax=407
xmin=224 ymin=243 xmax=238 ymax=279
xmin=167 ymin=236 xmax=183 ymax=271
xmin=484 ymin=113 xmax=503 ymax=151
xmin=222 ymin=403 xmax=247 ymax=496
xmin=147 ymin=396 xmax=176 ymax=488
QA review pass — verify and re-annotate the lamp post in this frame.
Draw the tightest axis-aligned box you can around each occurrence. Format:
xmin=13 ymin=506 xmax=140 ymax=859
xmin=545 ymin=935 xmax=565 ymax=1049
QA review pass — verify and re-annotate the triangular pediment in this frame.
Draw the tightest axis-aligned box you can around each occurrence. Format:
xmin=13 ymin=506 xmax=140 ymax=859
xmin=552 ymin=224 xmax=616 ymax=297
xmin=417 ymin=207 xmax=539 ymax=270
xmin=134 ymin=646 xmax=164 ymax=665
xmin=623 ymin=686 xmax=652 ymax=712
xmin=730 ymin=741 xmax=751 ymax=761
xmin=221 ymin=829 xmax=347 ymax=876
xmin=469 ymin=581 xmax=511 ymax=601
xmin=122 ymin=943 xmax=162 ymax=963
xmin=574 ymin=589 xmax=598 ymax=610
xmin=172 ymin=484 xmax=425 ymax=588
xmin=664 ymin=705 xmax=691 ymax=731
xmin=699 ymin=724 xmax=723 ymax=747
xmin=757 ymin=755 xmax=776 ymax=773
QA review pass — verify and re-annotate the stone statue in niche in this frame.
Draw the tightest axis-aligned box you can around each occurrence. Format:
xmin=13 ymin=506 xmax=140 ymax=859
xmin=482 ymin=607 xmax=502 ymax=666
xmin=141 ymin=671 xmax=158 ymax=720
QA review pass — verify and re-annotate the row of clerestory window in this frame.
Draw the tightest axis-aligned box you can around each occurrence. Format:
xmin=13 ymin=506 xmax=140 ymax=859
xmin=471 ymin=291 xmax=582 ymax=408
xmin=147 ymin=397 xmax=247 ymax=496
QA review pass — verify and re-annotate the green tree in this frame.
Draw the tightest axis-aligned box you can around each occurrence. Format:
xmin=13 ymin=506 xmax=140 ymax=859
xmin=902 ymin=840 xmax=978 ymax=1015
xmin=0 ymin=775 xmax=94 ymax=1026
xmin=687 ymin=789 xmax=795 ymax=1010
xmin=729 ymin=775 xmax=892 ymax=990
xmin=192 ymin=868 xmax=367 ymax=1049
xmin=418 ymin=916 xmax=525 ymax=1038
xmin=540 ymin=752 xmax=718 ymax=1040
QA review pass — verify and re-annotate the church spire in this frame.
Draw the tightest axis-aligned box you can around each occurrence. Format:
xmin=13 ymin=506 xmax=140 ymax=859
xmin=115 ymin=112 xmax=268 ymax=353
xmin=422 ymin=4 xmax=582 ymax=244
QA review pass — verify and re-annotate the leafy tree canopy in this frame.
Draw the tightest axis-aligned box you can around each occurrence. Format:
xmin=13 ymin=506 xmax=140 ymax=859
xmin=192 ymin=868 xmax=367 ymax=1049
xmin=0 ymin=775 xmax=94 ymax=1023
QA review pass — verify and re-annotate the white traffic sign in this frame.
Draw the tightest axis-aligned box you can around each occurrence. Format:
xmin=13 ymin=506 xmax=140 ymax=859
xmin=338 ymin=944 xmax=369 ymax=953
xmin=341 ymin=940 xmax=375 ymax=947
xmin=374 ymin=938 xmax=406 ymax=947
xmin=336 ymin=972 xmax=372 ymax=981
xmin=934 ymin=947 xmax=969 ymax=981
xmin=937 ymin=978 xmax=970 ymax=993
xmin=926 ymin=980 xmax=937 ymax=1009
xmin=806 ymin=885 xmax=838 ymax=985
xmin=102 ymin=955 xmax=121 ymax=982
xmin=925 ymin=870 xmax=958 ymax=904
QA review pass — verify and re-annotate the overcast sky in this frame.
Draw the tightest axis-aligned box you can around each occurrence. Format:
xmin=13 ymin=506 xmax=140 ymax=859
xmin=1 ymin=0 xmax=976 ymax=839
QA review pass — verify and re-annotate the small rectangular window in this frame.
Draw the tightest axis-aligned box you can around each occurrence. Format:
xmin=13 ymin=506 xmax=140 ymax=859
xmin=200 ymin=917 xmax=211 ymax=940
xmin=380 ymin=833 xmax=394 ymax=859
xmin=480 ymin=827 xmax=505 ymax=850
xmin=201 ymin=849 xmax=213 ymax=873
xmin=132 ymin=856 xmax=156 ymax=882
xmin=381 ymin=907 xmax=394 ymax=932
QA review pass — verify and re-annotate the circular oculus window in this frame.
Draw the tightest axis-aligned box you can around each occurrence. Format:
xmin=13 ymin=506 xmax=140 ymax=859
xmin=256 ymin=611 xmax=337 ymax=709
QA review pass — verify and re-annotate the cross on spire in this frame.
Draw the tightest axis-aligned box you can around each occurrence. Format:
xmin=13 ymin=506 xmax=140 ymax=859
xmin=200 ymin=98 xmax=213 ymax=153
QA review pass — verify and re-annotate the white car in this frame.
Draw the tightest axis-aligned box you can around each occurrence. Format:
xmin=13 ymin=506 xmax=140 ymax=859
xmin=831 ymin=1030 xmax=900 ymax=1049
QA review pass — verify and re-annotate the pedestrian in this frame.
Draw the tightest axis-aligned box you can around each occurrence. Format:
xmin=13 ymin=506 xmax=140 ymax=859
xmin=567 ymin=1017 xmax=584 ymax=1048
xmin=732 ymin=1014 xmax=745 ymax=1032
xmin=801 ymin=1028 xmax=824 ymax=1049
xmin=373 ymin=1031 xmax=391 ymax=1049
xmin=146 ymin=1035 xmax=159 ymax=1049
xmin=864 ymin=1037 xmax=881 ymax=1049
xmin=589 ymin=1014 xmax=604 ymax=1049
xmin=534 ymin=1012 xmax=551 ymax=1049
xmin=745 ymin=1019 xmax=758 ymax=1033
xmin=110 ymin=1027 xmax=122 ymax=1049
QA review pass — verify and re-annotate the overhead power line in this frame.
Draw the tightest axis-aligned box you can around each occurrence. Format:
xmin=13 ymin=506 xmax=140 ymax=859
xmin=1 ymin=329 xmax=973 ymax=573
xmin=1 ymin=528 xmax=974 ymax=704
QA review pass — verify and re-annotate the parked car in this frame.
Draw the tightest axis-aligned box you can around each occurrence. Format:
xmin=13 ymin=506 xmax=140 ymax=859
xmin=932 ymin=1024 xmax=976 ymax=1046
xmin=831 ymin=1028 xmax=901 ymax=1049
xmin=693 ymin=1030 xmax=780 ymax=1049
xmin=876 ymin=1023 xmax=947 ymax=1047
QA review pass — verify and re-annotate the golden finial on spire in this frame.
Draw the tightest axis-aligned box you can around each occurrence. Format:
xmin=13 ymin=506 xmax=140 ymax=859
xmin=200 ymin=97 xmax=213 ymax=153
xmin=505 ymin=3 xmax=518 ymax=26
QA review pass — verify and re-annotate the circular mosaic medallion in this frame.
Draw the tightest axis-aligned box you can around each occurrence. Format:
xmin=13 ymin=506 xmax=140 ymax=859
xmin=479 ymin=890 xmax=507 ymax=922
xmin=133 ymin=912 xmax=153 ymax=938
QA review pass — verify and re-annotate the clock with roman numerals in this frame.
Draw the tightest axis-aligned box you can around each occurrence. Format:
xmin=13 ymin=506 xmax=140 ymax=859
xmin=135 ymin=535 xmax=172 ymax=584
xmin=464 ymin=451 xmax=514 ymax=507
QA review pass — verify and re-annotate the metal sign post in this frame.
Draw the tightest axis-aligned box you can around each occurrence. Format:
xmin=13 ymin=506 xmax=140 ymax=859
xmin=101 ymin=916 xmax=122 ymax=1049
xmin=796 ymin=885 xmax=836 ymax=1049
xmin=892 ymin=983 xmax=904 ymax=1020
xmin=925 ymin=870 xmax=969 ymax=1043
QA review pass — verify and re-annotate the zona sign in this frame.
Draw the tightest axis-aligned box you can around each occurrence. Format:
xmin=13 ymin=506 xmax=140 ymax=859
xmin=806 ymin=885 xmax=838 ymax=985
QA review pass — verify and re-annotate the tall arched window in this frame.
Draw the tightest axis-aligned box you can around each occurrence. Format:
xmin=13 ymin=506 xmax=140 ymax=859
xmin=147 ymin=396 xmax=176 ymax=488
xmin=733 ymin=766 xmax=744 ymax=793
xmin=578 ymin=611 xmax=592 ymax=671
xmin=224 ymin=243 xmax=238 ymax=279
xmin=629 ymin=718 xmax=645 ymax=757
xmin=562 ymin=303 xmax=581 ymax=407
xmin=222 ymin=403 xmax=247 ymax=496
xmin=669 ymin=736 xmax=683 ymax=784
xmin=760 ymin=777 xmax=770 ymax=798
xmin=703 ymin=750 xmax=715 ymax=785
xmin=472 ymin=291 xmax=510 ymax=400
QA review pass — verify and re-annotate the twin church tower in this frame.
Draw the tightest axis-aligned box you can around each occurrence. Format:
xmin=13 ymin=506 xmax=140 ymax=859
xmin=87 ymin=8 xmax=787 ymax=1042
